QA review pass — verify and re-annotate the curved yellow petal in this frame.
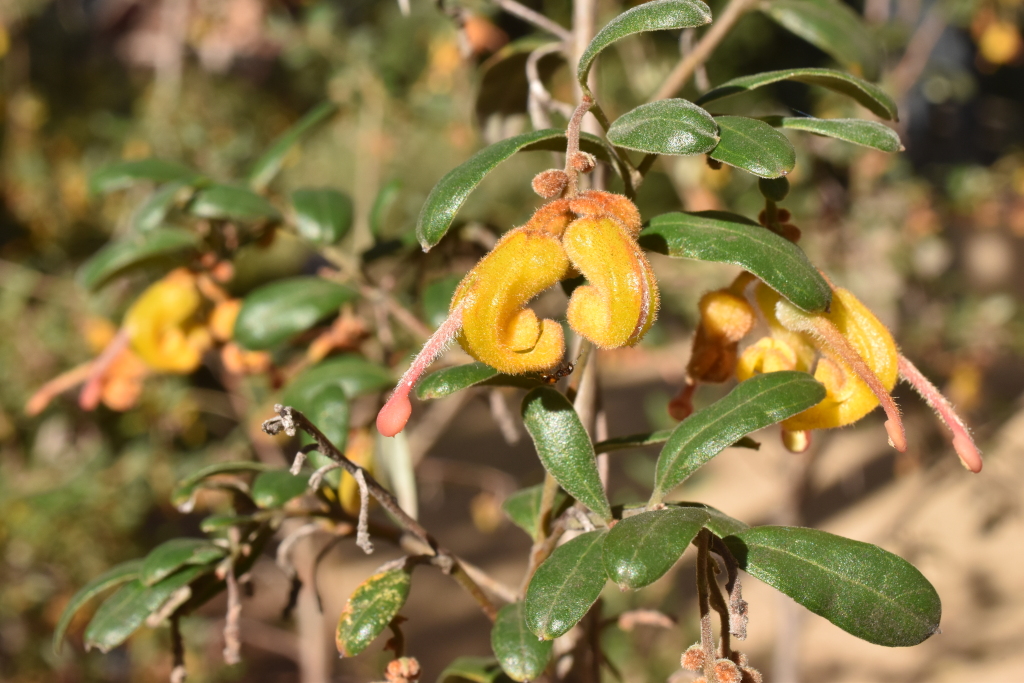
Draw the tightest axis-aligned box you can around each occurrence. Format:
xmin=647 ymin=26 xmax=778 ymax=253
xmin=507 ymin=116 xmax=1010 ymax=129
xmin=754 ymin=284 xmax=816 ymax=371
xmin=563 ymin=215 xmax=659 ymax=348
xmin=736 ymin=337 xmax=799 ymax=381
xmin=452 ymin=227 xmax=570 ymax=373
xmin=569 ymin=191 xmax=643 ymax=238
xmin=124 ymin=269 xmax=210 ymax=373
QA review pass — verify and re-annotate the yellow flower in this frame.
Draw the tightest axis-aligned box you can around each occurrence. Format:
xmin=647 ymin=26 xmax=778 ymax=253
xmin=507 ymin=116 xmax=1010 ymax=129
xmin=123 ymin=269 xmax=212 ymax=373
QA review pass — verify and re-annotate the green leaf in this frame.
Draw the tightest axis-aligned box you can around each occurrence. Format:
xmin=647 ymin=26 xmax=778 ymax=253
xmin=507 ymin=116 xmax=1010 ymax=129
xmin=422 ymin=275 xmax=462 ymax=329
xmin=640 ymin=212 xmax=831 ymax=312
xmin=759 ymin=0 xmax=881 ymax=80
xmin=303 ymin=384 xmax=350 ymax=486
xmin=190 ymin=184 xmax=281 ymax=222
xmin=53 ymin=560 xmax=143 ymax=654
xmin=708 ymin=116 xmax=795 ymax=178
xmin=595 ymin=430 xmax=760 ymax=454
xmin=606 ymin=99 xmax=719 ymax=155
xmin=171 ymin=461 xmax=271 ymax=511
xmin=141 ymin=539 xmax=227 ymax=586
xmin=766 ymin=116 xmax=903 ymax=152
xmin=521 ymin=388 xmax=611 ymax=521
xmin=651 ymin=372 xmax=826 ymax=503
xmin=251 ymin=470 xmax=310 ymax=508
xmin=416 ymin=129 xmax=610 ymax=251
xmin=200 ymin=514 xmax=257 ymax=533
xmin=76 ymin=228 xmax=200 ymax=291
xmin=91 ymin=158 xmax=205 ymax=194
xmin=133 ymin=182 xmax=191 ymax=232
xmin=697 ymin=67 xmax=897 ymax=120
xmin=249 ymin=102 xmax=337 ymax=192
xmin=416 ymin=362 xmax=541 ymax=400
xmin=336 ymin=568 xmax=412 ymax=656
xmin=577 ymin=0 xmax=711 ymax=87
xmin=292 ymin=188 xmax=353 ymax=244
xmin=369 ymin=179 xmax=402 ymax=238
xmin=502 ymin=484 xmax=571 ymax=540
xmin=282 ymin=355 xmax=393 ymax=409
xmin=674 ymin=502 xmax=750 ymax=537
xmin=525 ymin=530 xmax=608 ymax=640
xmin=233 ymin=276 xmax=357 ymax=350
xmin=84 ymin=564 xmax=210 ymax=653
xmin=438 ymin=657 xmax=515 ymax=683
xmin=491 ymin=602 xmax=553 ymax=681
xmin=603 ymin=507 xmax=708 ymax=590
xmin=724 ymin=526 xmax=941 ymax=646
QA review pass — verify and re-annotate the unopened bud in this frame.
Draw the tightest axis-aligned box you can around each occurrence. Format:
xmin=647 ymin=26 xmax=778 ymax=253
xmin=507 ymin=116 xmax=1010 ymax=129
xmin=570 ymin=151 xmax=596 ymax=173
xmin=782 ymin=428 xmax=811 ymax=453
xmin=532 ymin=169 xmax=569 ymax=198
xmin=758 ymin=176 xmax=790 ymax=202
xmin=681 ymin=644 xmax=705 ymax=671
xmin=714 ymin=658 xmax=742 ymax=683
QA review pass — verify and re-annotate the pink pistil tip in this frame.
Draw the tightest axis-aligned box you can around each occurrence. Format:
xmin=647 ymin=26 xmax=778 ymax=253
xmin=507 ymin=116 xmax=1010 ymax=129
xmin=884 ymin=419 xmax=907 ymax=453
xmin=377 ymin=388 xmax=412 ymax=438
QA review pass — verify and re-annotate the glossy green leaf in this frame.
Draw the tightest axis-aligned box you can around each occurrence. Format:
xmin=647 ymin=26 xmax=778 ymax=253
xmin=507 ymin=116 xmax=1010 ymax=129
xmin=724 ymin=526 xmax=941 ymax=646
xmin=492 ymin=602 xmax=553 ymax=681
xmin=521 ymin=388 xmax=611 ymax=521
xmin=84 ymin=564 xmax=210 ymax=653
xmin=708 ymin=116 xmax=795 ymax=178
xmin=606 ymin=99 xmax=719 ymax=155
xmin=53 ymin=560 xmax=143 ymax=654
xmin=76 ymin=228 xmax=199 ymax=291
xmin=675 ymin=502 xmax=750 ymax=538
xmin=91 ymin=158 xmax=205 ymax=194
xmin=141 ymin=539 xmax=227 ymax=586
xmin=190 ymin=184 xmax=281 ymax=222
xmin=767 ymin=116 xmax=903 ymax=152
xmin=502 ymin=484 xmax=571 ymax=540
xmin=438 ymin=657 xmax=515 ymax=683
xmin=233 ymin=276 xmax=357 ymax=350
xmin=603 ymin=507 xmax=708 ymax=590
xmin=133 ymin=182 xmax=190 ymax=232
xmin=292 ymin=188 xmax=353 ymax=244
xmin=422 ymin=275 xmax=462 ymax=328
xmin=651 ymin=372 xmax=826 ymax=503
xmin=640 ymin=212 xmax=831 ymax=312
xmin=303 ymin=384 xmax=350 ymax=486
xmin=171 ymin=461 xmax=270 ymax=511
xmin=336 ymin=568 xmax=412 ymax=656
xmin=251 ymin=470 xmax=310 ymax=508
xmin=249 ymin=102 xmax=337 ymax=192
xmin=759 ymin=0 xmax=881 ymax=80
xmin=200 ymin=514 xmax=257 ymax=533
xmin=697 ymin=67 xmax=897 ymax=120
xmin=416 ymin=129 xmax=610 ymax=251
xmin=282 ymin=355 xmax=393 ymax=409
xmin=416 ymin=362 xmax=541 ymax=400
xmin=525 ymin=530 xmax=608 ymax=640
xmin=595 ymin=430 xmax=759 ymax=454
xmin=577 ymin=0 xmax=711 ymax=87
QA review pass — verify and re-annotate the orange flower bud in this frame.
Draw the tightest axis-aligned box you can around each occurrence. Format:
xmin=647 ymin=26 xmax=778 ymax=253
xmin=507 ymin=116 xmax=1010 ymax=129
xmin=688 ymin=289 xmax=756 ymax=383
xmin=123 ymin=269 xmax=211 ymax=373
xmin=532 ymin=169 xmax=569 ymax=199
xmin=209 ymin=299 xmax=242 ymax=343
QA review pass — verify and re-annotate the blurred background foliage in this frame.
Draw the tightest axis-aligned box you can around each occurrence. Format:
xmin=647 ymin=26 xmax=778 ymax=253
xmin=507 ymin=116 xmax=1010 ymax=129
xmin=2 ymin=0 xmax=1024 ymax=681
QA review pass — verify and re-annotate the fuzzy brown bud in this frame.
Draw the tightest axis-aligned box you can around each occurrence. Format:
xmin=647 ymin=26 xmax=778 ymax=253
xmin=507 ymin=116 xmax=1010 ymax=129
xmin=570 ymin=151 xmax=597 ymax=173
xmin=383 ymin=657 xmax=421 ymax=683
xmin=532 ymin=169 xmax=569 ymax=198
xmin=681 ymin=644 xmax=705 ymax=671
xmin=714 ymin=659 xmax=742 ymax=683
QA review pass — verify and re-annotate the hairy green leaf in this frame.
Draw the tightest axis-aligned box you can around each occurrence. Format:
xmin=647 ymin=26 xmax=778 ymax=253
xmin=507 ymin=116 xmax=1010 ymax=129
xmin=76 ymin=228 xmax=199 ymax=291
xmin=603 ymin=507 xmax=708 ymax=590
xmin=233 ymin=276 xmax=357 ymax=350
xmin=91 ymin=158 xmax=205 ymax=194
xmin=502 ymin=484 xmax=571 ymax=541
xmin=416 ymin=362 xmax=541 ymax=400
xmin=725 ymin=526 xmax=941 ymax=646
xmin=53 ymin=560 xmax=142 ymax=654
xmin=282 ymin=355 xmax=393 ymax=408
xmin=521 ymin=388 xmax=611 ymax=521
xmin=141 ymin=539 xmax=226 ymax=586
xmin=171 ymin=461 xmax=270 ymax=511
xmin=606 ymin=99 xmax=719 ymax=155
xmin=525 ymin=530 xmax=608 ymax=640
xmin=303 ymin=384 xmax=350 ymax=484
xmin=336 ymin=568 xmax=412 ymax=656
xmin=133 ymin=182 xmax=191 ymax=232
xmin=190 ymin=184 xmax=280 ymax=222
xmin=640 ymin=212 xmax=831 ymax=312
xmin=709 ymin=116 xmax=795 ymax=178
xmin=651 ymin=372 xmax=826 ymax=503
xmin=251 ymin=470 xmax=310 ymax=508
xmin=421 ymin=275 xmax=462 ymax=328
xmin=492 ymin=602 xmax=553 ymax=681
xmin=595 ymin=430 xmax=760 ymax=454
xmin=438 ymin=657 xmax=516 ymax=683
xmin=291 ymin=188 xmax=353 ymax=244
xmin=766 ymin=116 xmax=903 ymax=152
xmin=675 ymin=502 xmax=750 ymax=537
xmin=249 ymin=102 xmax=337 ymax=191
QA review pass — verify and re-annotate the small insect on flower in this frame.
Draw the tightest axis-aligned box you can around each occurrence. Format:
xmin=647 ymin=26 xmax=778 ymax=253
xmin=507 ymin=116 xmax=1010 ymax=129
xmin=540 ymin=357 xmax=579 ymax=384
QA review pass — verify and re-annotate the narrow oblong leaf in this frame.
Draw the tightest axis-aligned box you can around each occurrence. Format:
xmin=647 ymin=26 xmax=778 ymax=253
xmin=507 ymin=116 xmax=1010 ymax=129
xmin=577 ymin=0 xmax=711 ymax=87
xmin=282 ymin=355 xmax=393 ymax=409
xmin=292 ymin=188 xmax=353 ymax=244
xmin=91 ymin=158 xmax=205 ymax=194
xmin=233 ymin=276 xmax=357 ymax=350
xmin=724 ymin=526 xmax=941 ymax=646
xmin=171 ymin=461 xmax=270 ymax=511
xmin=709 ymin=116 xmax=795 ymax=178
xmin=416 ymin=362 xmax=541 ymax=400
xmin=674 ymin=502 xmax=750 ymax=538
xmin=502 ymin=484 xmax=571 ymax=540
xmin=759 ymin=0 xmax=881 ymax=80
xmin=53 ymin=560 xmax=143 ymax=654
xmin=606 ymin=99 xmax=719 ymax=155
xmin=697 ymin=67 xmax=897 ymax=120
xmin=525 ymin=530 xmax=608 ymax=640
xmin=767 ymin=116 xmax=903 ymax=152
xmin=249 ymin=102 xmax=338 ymax=191
xmin=141 ymin=539 xmax=227 ymax=586
xmin=640 ymin=212 xmax=831 ymax=312
xmin=416 ymin=129 xmax=610 ymax=250
xmin=133 ymin=181 xmax=191 ymax=232
xmin=251 ymin=470 xmax=310 ymax=508
xmin=603 ymin=507 xmax=708 ymax=590
xmin=76 ymin=228 xmax=200 ymax=291
xmin=439 ymin=657 xmax=516 ymax=683
xmin=492 ymin=602 xmax=553 ymax=681
xmin=595 ymin=430 xmax=759 ymax=454
xmin=651 ymin=372 xmax=826 ymax=502
xmin=84 ymin=564 xmax=210 ymax=653
xmin=189 ymin=184 xmax=281 ymax=222
xmin=336 ymin=568 xmax=412 ymax=657
xmin=521 ymin=388 xmax=611 ymax=521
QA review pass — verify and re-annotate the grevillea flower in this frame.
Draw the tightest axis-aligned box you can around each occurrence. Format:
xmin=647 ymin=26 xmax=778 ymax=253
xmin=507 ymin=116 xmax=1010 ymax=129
xmin=123 ymin=268 xmax=212 ymax=373
xmin=377 ymin=189 xmax=658 ymax=437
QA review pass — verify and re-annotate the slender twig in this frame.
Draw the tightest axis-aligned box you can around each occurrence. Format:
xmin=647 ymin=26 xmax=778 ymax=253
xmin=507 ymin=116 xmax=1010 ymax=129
xmin=696 ymin=530 xmax=718 ymax=682
xmin=170 ymin=615 xmax=186 ymax=683
xmin=706 ymin=555 xmax=732 ymax=660
xmin=563 ymin=97 xmax=594 ymax=197
xmin=526 ymin=43 xmax=574 ymax=131
xmin=711 ymin=536 xmax=748 ymax=640
xmin=651 ymin=0 xmax=759 ymax=101
xmin=890 ymin=4 xmax=947 ymax=98
xmin=492 ymin=0 xmax=573 ymax=42
xmin=354 ymin=468 xmax=374 ymax=553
